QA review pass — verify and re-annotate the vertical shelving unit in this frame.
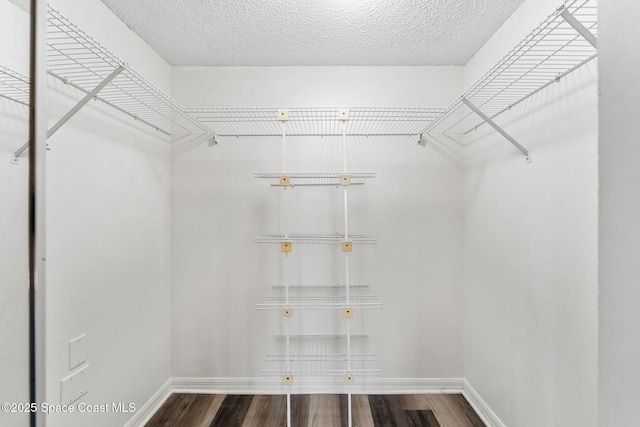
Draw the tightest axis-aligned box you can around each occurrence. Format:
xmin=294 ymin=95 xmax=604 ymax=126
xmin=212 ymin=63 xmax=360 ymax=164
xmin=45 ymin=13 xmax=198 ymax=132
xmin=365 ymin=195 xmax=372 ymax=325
xmin=254 ymin=109 xmax=382 ymax=427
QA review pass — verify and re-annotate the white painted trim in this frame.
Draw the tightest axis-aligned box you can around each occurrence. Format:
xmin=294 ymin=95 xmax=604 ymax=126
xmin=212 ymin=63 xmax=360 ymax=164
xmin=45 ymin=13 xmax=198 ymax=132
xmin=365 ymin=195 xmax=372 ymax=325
xmin=124 ymin=377 xmax=497 ymax=427
xmin=171 ymin=377 xmax=464 ymax=395
xmin=462 ymin=380 xmax=506 ymax=427
xmin=123 ymin=379 xmax=173 ymax=427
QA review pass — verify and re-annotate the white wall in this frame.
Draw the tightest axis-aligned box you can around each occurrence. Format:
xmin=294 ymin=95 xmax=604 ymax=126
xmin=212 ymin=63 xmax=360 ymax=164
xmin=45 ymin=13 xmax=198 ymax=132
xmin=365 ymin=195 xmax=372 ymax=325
xmin=44 ymin=83 xmax=171 ymax=427
xmin=598 ymin=1 xmax=640 ymax=426
xmin=43 ymin=1 xmax=172 ymax=425
xmin=171 ymin=67 xmax=466 ymax=384
xmin=0 ymin=2 xmax=30 ymax=427
xmin=1 ymin=1 xmax=173 ymax=426
xmin=173 ymin=66 xmax=463 ymax=108
xmin=463 ymin=0 xmax=599 ymax=426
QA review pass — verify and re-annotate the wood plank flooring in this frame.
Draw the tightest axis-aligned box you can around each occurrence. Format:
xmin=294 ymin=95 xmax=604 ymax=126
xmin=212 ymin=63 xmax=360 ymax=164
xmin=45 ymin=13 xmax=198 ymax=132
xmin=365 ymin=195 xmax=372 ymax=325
xmin=145 ymin=394 xmax=485 ymax=427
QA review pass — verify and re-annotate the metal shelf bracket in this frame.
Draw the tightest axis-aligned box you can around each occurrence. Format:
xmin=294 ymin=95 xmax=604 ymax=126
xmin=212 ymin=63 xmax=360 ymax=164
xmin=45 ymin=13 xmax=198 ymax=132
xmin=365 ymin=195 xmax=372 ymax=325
xmin=462 ymin=98 xmax=531 ymax=163
xmin=12 ymin=66 xmax=124 ymax=164
xmin=561 ymin=8 xmax=598 ymax=48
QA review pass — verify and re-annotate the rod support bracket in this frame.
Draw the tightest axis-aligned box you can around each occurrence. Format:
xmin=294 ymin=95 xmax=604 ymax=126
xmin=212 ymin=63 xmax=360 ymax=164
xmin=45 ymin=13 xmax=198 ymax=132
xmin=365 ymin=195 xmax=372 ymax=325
xmin=461 ymin=97 xmax=530 ymax=160
xmin=12 ymin=65 xmax=124 ymax=159
xmin=560 ymin=9 xmax=597 ymax=48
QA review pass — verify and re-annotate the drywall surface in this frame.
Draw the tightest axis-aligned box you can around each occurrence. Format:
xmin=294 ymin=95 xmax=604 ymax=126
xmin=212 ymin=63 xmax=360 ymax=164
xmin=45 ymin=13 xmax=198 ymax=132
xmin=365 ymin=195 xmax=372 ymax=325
xmin=463 ymin=0 xmax=598 ymax=426
xmin=0 ymin=2 xmax=30 ymax=427
xmin=173 ymin=66 xmax=462 ymax=108
xmin=598 ymin=0 xmax=640 ymax=425
xmin=44 ymin=83 xmax=171 ymax=427
xmin=0 ymin=1 xmax=173 ymax=426
xmin=170 ymin=67 xmax=465 ymax=383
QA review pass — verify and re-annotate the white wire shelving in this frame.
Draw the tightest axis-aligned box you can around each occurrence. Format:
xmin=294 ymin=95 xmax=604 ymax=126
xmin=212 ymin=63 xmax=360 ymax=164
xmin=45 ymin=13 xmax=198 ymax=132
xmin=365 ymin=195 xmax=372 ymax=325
xmin=46 ymin=7 xmax=213 ymax=137
xmin=255 ymin=172 xmax=376 ymax=187
xmin=4 ymin=0 xmax=597 ymax=150
xmin=425 ymin=0 xmax=597 ymax=139
xmin=257 ymin=285 xmax=383 ymax=310
xmin=255 ymin=233 xmax=376 ymax=245
xmin=188 ymin=107 xmax=444 ymax=137
xmin=0 ymin=65 xmax=30 ymax=107
xmin=253 ymin=105 xmax=381 ymax=427
xmin=262 ymin=335 xmax=380 ymax=377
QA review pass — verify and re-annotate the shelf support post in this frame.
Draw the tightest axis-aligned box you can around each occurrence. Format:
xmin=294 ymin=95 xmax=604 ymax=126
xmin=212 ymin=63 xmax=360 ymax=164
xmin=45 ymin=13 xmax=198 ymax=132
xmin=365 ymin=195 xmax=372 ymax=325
xmin=13 ymin=66 xmax=125 ymax=161
xmin=278 ymin=110 xmax=292 ymax=427
xmin=561 ymin=8 xmax=597 ymax=48
xmin=462 ymin=98 xmax=531 ymax=162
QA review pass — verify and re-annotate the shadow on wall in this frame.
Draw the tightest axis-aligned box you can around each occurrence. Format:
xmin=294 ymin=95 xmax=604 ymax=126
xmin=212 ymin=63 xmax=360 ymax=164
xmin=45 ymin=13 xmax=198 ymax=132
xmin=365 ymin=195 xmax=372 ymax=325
xmin=420 ymin=133 xmax=464 ymax=170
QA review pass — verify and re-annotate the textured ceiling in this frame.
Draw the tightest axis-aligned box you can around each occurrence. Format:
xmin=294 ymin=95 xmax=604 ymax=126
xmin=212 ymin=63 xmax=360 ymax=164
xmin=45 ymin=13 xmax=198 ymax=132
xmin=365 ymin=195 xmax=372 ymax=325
xmin=101 ymin=0 xmax=524 ymax=66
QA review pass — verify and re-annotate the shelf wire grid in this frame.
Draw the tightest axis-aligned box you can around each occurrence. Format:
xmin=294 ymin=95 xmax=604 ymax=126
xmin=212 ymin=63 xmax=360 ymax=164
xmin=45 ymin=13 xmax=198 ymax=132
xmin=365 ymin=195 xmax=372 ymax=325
xmin=262 ymin=335 xmax=380 ymax=377
xmin=256 ymin=233 xmax=376 ymax=245
xmin=255 ymin=172 xmax=376 ymax=186
xmin=425 ymin=0 xmax=597 ymax=136
xmin=46 ymin=7 xmax=213 ymax=136
xmin=187 ymin=107 xmax=444 ymax=137
xmin=257 ymin=285 xmax=383 ymax=310
xmin=0 ymin=65 xmax=30 ymax=107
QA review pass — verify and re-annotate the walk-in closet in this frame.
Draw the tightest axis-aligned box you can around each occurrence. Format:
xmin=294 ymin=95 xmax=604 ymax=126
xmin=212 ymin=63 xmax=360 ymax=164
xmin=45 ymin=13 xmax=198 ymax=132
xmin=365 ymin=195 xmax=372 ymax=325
xmin=2 ymin=0 xmax=639 ymax=426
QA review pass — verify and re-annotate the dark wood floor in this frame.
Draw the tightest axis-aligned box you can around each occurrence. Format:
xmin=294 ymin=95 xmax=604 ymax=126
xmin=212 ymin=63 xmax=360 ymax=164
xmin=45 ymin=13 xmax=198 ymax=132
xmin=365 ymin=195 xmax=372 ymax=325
xmin=145 ymin=393 xmax=485 ymax=427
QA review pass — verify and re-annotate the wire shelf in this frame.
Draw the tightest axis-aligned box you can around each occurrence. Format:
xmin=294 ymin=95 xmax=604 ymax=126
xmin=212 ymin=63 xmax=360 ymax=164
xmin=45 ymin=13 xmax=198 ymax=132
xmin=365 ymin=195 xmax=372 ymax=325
xmin=187 ymin=107 xmax=444 ymax=137
xmin=0 ymin=65 xmax=30 ymax=107
xmin=255 ymin=234 xmax=376 ymax=245
xmin=46 ymin=7 xmax=213 ymax=136
xmin=254 ymin=172 xmax=376 ymax=187
xmin=262 ymin=335 xmax=381 ymax=377
xmin=425 ymin=0 xmax=597 ymax=136
xmin=257 ymin=285 xmax=383 ymax=310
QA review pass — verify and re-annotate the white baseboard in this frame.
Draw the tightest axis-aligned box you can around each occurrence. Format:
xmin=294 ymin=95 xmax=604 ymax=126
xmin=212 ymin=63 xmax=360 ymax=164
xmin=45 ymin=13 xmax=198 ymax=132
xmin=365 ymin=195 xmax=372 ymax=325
xmin=462 ymin=380 xmax=506 ymax=427
xmin=124 ymin=378 xmax=172 ymax=427
xmin=126 ymin=377 xmax=501 ymax=427
xmin=171 ymin=376 xmax=464 ymax=395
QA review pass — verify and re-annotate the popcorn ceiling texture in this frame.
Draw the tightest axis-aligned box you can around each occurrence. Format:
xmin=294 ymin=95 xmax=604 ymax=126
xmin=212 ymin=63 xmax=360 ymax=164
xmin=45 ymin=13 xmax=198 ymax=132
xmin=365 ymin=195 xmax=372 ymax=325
xmin=99 ymin=0 xmax=525 ymax=66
